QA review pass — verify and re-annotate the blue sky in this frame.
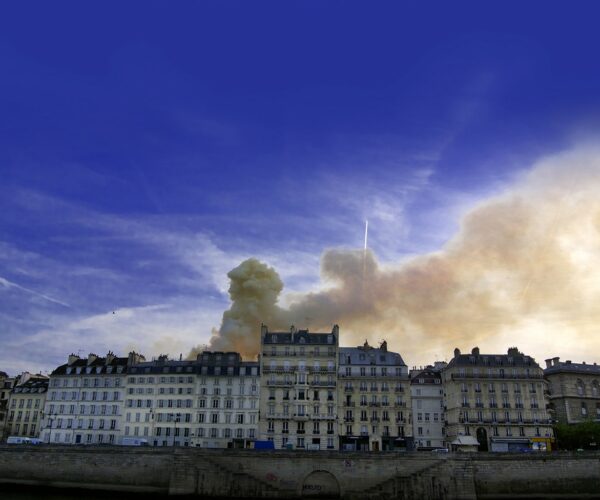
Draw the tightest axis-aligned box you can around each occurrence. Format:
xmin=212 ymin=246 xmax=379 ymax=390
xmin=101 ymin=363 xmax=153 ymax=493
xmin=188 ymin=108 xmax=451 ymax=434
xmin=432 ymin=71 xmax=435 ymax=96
xmin=2 ymin=2 xmax=600 ymax=374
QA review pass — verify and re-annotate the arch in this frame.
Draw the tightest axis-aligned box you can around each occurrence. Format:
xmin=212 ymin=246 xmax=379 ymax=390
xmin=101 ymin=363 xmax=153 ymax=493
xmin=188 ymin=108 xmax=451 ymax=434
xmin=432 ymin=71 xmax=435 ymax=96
xmin=591 ymin=380 xmax=599 ymax=397
xmin=301 ymin=470 xmax=340 ymax=498
xmin=576 ymin=379 xmax=585 ymax=396
xmin=476 ymin=427 xmax=489 ymax=452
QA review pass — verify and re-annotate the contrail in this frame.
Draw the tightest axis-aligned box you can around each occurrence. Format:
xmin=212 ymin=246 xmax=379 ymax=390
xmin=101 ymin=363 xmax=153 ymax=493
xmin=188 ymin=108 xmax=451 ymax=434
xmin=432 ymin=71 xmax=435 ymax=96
xmin=0 ymin=276 xmax=70 ymax=307
xmin=363 ymin=219 xmax=369 ymax=281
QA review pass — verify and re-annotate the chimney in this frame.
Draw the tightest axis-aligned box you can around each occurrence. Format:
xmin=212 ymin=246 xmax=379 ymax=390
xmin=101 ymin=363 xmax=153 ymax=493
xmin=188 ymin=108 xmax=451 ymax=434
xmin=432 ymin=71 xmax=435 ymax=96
xmin=105 ymin=351 xmax=115 ymax=365
xmin=566 ymin=360 xmax=572 ymax=364
xmin=472 ymin=347 xmax=480 ymax=356
xmin=454 ymin=348 xmax=461 ymax=358
xmin=87 ymin=353 xmax=98 ymax=365
xmin=545 ymin=359 xmax=552 ymax=369
xmin=68 ymin=354 xmax=80 ymax=365
xmin=332 ymin=324 xmax=339 ymax=337
xmin=128 ymin=351 xmax=146 ymax=366
xmin=261 ymin=324 xmax=268 ymax=338
xmin=380 ymin=340 xmax=388 ymax=352
xmin=507 ymin=347 xmax=519 ymax=356
xmin=552 ymin=357 xmax=560 ymax=366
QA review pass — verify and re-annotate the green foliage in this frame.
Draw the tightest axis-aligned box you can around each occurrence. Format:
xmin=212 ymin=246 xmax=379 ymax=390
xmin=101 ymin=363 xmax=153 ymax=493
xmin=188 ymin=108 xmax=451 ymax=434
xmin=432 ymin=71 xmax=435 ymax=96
xmin=553 ymin=421 xmax=600 ymax=450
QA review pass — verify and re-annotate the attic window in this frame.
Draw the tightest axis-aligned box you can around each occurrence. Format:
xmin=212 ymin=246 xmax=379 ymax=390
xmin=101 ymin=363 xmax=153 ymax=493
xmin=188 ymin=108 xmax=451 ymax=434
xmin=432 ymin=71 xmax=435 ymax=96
xmin=299 ymin=337 xmax=305 ymax=344
xmin=66 ymin=368 xmax=72 ymax=374
xmin=272 ymin=335 xmax=278 ymax=342
xmin=327 ymin=335 xmax=333 ymax=344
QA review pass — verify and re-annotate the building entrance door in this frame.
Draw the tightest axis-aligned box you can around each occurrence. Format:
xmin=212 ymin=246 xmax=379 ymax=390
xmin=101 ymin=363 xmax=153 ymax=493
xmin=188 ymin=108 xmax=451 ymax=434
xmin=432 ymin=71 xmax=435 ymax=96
xmin=476 ymin=427 xmax=488 ymax=451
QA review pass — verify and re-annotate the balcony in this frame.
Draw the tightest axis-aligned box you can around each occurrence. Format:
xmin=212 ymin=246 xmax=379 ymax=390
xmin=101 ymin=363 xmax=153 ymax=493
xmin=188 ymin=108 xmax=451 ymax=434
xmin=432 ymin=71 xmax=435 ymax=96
xmin=344 ymin=417 xmax=354 ymax=423
xmin=345 ymin=402 xmax=356 ymax=407
xmin=310 ymin=381 xmax=336 ymax=387
xmin=266 ymin=380 xmax=293 ymax=387
xmin=344 ymin=386 xmax=354 ymax=392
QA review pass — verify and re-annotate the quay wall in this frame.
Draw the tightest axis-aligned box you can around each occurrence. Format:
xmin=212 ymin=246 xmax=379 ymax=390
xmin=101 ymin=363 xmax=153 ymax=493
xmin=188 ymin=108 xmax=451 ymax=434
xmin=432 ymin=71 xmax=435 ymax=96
xmin=0 ymin=446 xmax=599 ymax=499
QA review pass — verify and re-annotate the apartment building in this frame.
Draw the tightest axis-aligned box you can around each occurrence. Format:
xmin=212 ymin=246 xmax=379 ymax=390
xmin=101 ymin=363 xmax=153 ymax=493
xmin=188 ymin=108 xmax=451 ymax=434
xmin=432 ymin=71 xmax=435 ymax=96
xmin=338 ymin=341 xmax=412 ymax=451
xmin=259 ymin=325 xmax=339 ymax=450
xmin=443 ymin=347 xmax=553 ymax=452
xmin=123 ymin=352 xmax=259 ymax=448
xmin=42 ymin=351 xmax=144 ymax=445
xmin=410 ymin=362 xmax=446 ymax=450
xmin=544 ymin=357 xmax=600 ymax=424
xmin=5 ymin=374 xmax=48 ymax=439
xmin=0 ymin=371 xmax=16 ymax=442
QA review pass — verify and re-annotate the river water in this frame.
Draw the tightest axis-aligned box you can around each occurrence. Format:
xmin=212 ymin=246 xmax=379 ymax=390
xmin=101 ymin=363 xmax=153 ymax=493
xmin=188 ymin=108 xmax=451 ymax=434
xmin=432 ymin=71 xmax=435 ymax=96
xmin=2 ymin=485 xmax=259 ymax=500
xmin=2 ymin=486 xmax=173 ymax=499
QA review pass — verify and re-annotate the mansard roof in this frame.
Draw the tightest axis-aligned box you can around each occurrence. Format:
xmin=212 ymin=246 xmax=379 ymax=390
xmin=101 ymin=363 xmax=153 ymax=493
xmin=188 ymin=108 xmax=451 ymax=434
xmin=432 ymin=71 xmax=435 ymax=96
xmin=263 ymin=330 xmax=337 ymax=345
xmin=410 ymin=368 xmax=442 ymax=384
xmin=544 ymin=360 xmax=600 ymax=376
xmin=51 ymin=356 xmax=129 ymax=375
xmin=339 ymin=346 xmax=406 ymax=367
xmin=446 ymin=347 xmax=541 ymax=370
xmin=11 ymin=377 xmax=48 ymax=394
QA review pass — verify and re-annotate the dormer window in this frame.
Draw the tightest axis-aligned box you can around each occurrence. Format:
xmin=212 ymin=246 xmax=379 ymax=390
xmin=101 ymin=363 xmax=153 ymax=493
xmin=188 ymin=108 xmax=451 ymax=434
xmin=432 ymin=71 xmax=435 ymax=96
xmin=66 ymin=367 xmax=72 ymax=374
xmin=272 ymin=335 xmax=278 ymax=343
xmin=299 ymin=337 xmax=305 ymax=344
xmin=327 ymin=335 xmax=333 ymax=344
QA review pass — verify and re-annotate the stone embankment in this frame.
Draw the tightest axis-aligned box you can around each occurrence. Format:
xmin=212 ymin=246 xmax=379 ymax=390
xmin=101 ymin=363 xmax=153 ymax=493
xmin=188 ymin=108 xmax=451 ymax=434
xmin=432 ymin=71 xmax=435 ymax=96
xmin=0 ymin=446 xmax=599 ymax=499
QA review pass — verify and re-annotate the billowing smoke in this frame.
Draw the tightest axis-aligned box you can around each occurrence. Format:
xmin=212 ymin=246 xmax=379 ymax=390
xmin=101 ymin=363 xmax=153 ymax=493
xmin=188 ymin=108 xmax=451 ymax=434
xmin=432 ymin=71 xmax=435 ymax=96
xmin=188 ymin=258 xmax=286 ymax=359
xmin=192 ymin=147 xmax=600 ymax=364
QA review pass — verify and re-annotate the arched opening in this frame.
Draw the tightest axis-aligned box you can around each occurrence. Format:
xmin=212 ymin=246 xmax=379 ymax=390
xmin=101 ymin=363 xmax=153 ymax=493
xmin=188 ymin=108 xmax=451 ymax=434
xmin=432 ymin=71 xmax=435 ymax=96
xmin=476 ymin=427 xmax=488 ymax=452
xmin=301 ymin=470 xmax=340 ymax=498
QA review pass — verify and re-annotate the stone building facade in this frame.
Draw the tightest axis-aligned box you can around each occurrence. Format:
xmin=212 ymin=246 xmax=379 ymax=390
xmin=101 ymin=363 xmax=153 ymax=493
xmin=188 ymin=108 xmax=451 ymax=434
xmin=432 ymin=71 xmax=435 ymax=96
xmin=259 ymin=325 xmax=339 ymax=450
xmin=42 ymin=351 xmax=145 ymax=445
xmin=544 ymin=357 xmax=600 ymax=424
xmin=123 ymin=352 xmax=259 ymax=448
xmin=443 ymin=347 xmax=553 ymax=452
xmin=410 ymin=362 xmax=446 ymax=449
xmin=5 ymin=374 xmax=48 ymax=439
xmin=338 ymin=341 xmax=413 ymax=451
xmin=0 ymin=371 xmax=14 ymax=442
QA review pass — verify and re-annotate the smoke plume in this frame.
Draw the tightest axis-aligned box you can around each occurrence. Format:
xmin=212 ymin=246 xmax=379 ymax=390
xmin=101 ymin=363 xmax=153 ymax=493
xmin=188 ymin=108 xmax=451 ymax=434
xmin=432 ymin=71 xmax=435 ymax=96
xmin=192 ymin=147 xmax=600 ymax=364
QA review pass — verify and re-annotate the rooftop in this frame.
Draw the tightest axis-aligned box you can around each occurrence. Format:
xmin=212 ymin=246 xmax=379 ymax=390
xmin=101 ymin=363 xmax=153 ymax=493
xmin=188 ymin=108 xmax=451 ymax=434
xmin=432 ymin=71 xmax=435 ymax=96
xmin=446 ymin=347 xmax=541 ymax=369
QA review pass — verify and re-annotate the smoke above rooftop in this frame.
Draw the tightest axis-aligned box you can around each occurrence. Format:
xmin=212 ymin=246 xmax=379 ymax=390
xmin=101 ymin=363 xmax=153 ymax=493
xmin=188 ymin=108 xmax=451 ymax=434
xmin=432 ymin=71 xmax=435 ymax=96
xmin=190 ymin=146 xmax=600 ymax=363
